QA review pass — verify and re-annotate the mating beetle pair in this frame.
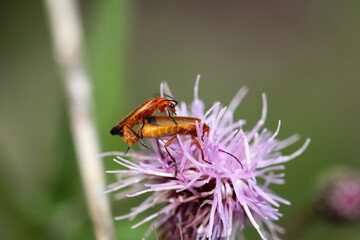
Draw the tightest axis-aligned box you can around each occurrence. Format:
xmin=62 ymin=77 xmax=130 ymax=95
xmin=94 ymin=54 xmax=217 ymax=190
xmin=110 ymin=97 xmax=241 ymax=176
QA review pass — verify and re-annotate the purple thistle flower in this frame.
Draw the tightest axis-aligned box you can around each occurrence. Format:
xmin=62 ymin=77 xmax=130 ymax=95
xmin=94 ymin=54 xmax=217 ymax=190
xmin=315 ymin=167 xmax=360 ymax=222
xmin=104 ymin=75 xmax=310 ymax=240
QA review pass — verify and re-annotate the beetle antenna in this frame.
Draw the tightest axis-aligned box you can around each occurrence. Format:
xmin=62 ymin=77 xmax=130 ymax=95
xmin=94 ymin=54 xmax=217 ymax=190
xmin=158 ymin=98 xmax=178 ymax=106
xmin=163 ymin=93 xmax=175 ymax=100
xmin=163 ymin=94 xmax=178 ymax=105
xmin=153 ymin=93 xmax=177 ymax=103
xmin=218 ymin=149 xmax=243 ymax=169
xmin=156 ymin=139 xmax=164 ymax=159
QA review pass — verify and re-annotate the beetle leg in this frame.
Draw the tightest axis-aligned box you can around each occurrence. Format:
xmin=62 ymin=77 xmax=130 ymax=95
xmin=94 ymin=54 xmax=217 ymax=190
xmin=167 ymin=108 xmax=178 ymax=126
xmin=125 ymin=124 xmax=141 ymax=138
xmin=124 ymin=124 xmax=149 ymax=149
xmin=193 ymin=137 xmax=211 ymax=164
xmin=125 ymin=146 xmax=130 ymax=154
xmin=201 ymin=129 xmax=210 ymax=142
xmin=169 ymin=114 xmax=178 ymax=126
xmin=139 ymin=140 xmax=150 ymax=150
xmin=164 ymin=135 xmax=178 ymax=177
xmin=140 ymin=119 xmax=146 ymax=138
xmin=156 ymin=139 xmax=164 ymax=159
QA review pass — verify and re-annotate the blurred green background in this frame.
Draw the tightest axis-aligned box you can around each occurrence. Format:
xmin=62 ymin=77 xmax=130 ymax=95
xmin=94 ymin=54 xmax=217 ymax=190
xmin=1 ymin=0 xmax=360 ymax=239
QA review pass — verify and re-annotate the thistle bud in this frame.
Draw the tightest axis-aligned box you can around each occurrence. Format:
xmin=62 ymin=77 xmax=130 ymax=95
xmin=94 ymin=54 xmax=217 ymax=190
xmin=315 ymin=167 xmax=360 ymax=222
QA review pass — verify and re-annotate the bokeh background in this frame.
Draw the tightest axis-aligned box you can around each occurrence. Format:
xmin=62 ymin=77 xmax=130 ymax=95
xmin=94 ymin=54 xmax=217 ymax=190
xmin=1 ymin=0 xmax=360 ymax=239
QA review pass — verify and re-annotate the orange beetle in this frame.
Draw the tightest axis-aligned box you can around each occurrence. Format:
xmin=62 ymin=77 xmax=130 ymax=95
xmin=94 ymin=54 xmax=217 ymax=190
xmin=110 ymin=97 xmax=178 ymax=148
xmin=138 ymin=116 xmax=242 ymax=176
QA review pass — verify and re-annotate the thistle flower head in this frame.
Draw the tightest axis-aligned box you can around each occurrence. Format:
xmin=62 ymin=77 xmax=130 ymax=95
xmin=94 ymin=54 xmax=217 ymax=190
xmin=315 ymin=167 xmax=360 ymax=222
xmin=105 ymin=75 xmax=310 ymax=240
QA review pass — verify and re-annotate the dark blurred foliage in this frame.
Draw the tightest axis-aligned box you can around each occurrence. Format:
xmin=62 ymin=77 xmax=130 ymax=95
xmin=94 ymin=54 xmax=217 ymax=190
xmin=1 ymin=0 xmax=360 ymax=239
